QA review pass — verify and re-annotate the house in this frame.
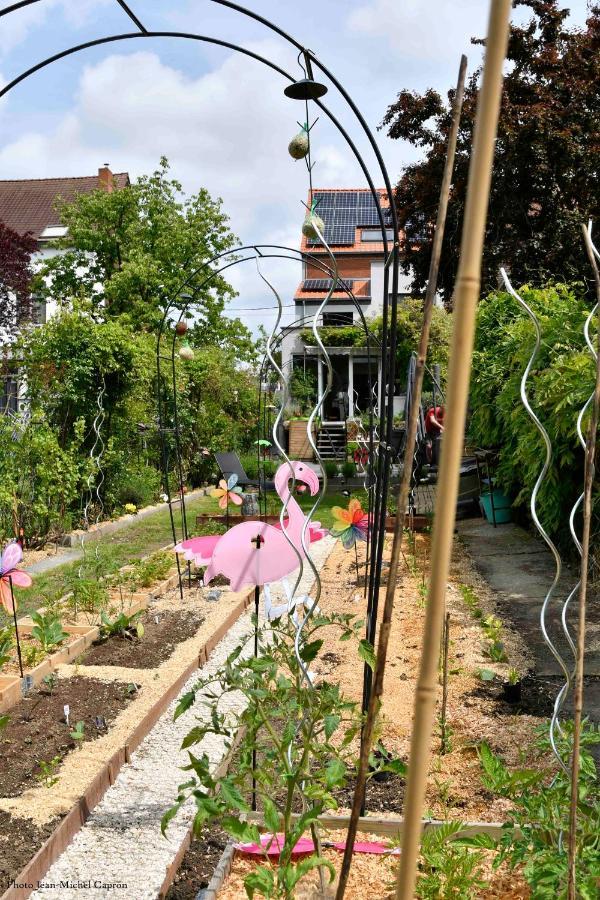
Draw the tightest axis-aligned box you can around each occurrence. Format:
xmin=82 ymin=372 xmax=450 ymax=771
xmin=0 ymin=166 xmax=129 ymax=412
xmin=281 ymin=188 xmax=415 ymax=457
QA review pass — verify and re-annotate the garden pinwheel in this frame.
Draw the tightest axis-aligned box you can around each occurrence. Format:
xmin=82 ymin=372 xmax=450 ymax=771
xmin=211 ymin=474 xmax=243 ymax=510
xmin=331 ymin=498 xmax=369 ymax=549
xmin=0 ymin=541 xmax=32 ymax=678
xmin=331 ymin=498 xmax=369 ymax=584
xmin=210 ymin=474 xmax=243 ymax=529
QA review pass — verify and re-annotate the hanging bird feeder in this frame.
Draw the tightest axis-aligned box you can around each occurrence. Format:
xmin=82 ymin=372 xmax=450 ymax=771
xmin=284 ymin=52 xmax=327 ymax=101
xmin=179 ymin=343 xmax=194 ymax=360
xmin=288 ymin=124 xmax=310 ymax=160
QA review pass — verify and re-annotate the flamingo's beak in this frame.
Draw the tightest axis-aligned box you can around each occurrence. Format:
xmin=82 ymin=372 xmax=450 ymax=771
xmin=299 ymin=467 xmax=320 ymax=497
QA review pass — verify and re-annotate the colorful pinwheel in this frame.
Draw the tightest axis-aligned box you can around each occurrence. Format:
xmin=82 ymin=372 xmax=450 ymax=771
xmin=210 ymin=474 xmax=243 ymax=510
xmin=331 ymin=498 xmax=369 ymax=549
xmin=0 ymin=542 xmax=32 ymax=613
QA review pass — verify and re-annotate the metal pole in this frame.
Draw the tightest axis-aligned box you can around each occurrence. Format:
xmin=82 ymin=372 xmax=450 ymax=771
xmin=9 ymin=576 xmax=23 ymax=678
xmin=396 ymin=5 xmax=512 ymax=897
xmin=567 ymin=226 xmax=600 ymax=899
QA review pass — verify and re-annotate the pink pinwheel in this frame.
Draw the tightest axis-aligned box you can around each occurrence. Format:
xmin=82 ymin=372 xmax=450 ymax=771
xmin=210 ymin=474 xmax=243 ymax=510
xmin=0 ymin=542 xmax=32 ymax=613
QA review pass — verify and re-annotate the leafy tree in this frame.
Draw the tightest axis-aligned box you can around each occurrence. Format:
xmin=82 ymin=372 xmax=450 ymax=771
xmin=34 ymin=157 xmax=255 ymax=359
xmin=0 ymin=221 xmax=37 ymax=331
xmin=382 ymin=1 xmax=600 ymax=304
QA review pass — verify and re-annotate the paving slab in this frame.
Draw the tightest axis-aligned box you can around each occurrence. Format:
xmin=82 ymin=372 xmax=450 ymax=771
xmin=457 ymin=518 xmax=599 ymax=721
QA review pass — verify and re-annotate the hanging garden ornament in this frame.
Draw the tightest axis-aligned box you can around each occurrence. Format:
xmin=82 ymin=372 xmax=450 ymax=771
xmin=210 ymin=474 xmax=243 ymax=510
xmin=331 ymin=498 xmax=369 ymax=550
xmin=175 ymin=320 xmax=188 ymax=336
xmin=179 ymin=342 xmax=194 ymax=360
xmin=0 ymin=542 xmax=32 ymax=613
xmin=288 ymin=124 xmax=310 ymax=160
xmin=284 ymin=54 xmax=328 ymax=101
xmin=302 ymin=200 xmax=325 ymax=241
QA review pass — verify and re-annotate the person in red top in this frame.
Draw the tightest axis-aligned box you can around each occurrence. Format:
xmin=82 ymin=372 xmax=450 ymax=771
xmin=425 ymin=405 xmax=444 ymax=463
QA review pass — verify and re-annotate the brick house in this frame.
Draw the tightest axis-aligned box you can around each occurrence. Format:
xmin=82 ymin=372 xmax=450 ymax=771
xmin=281 ymin=188 xmax=416 ymax=457
xmin=0 ymin=166 xmax=129 ymax=412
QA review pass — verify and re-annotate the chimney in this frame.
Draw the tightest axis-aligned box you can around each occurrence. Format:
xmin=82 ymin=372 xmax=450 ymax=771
xmin=98 ymin=164 xmax=114 ymax=193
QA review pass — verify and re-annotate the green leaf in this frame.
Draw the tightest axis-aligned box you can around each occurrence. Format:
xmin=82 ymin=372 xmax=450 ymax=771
xmin=181 ymin=726 xmax=207 ymax=749
xmin=244 ymin=865 xmax=274 ymax=899
xmin=160 ymin=803 xmax=180 ymax=836
xmin=300 ymin=639 xmax=323 ymax=663
xmin=222 ymin=817 xmax=260 ymax=843
xmin=174 ymin=690 xmax=195 ymax=720
xmin=219 ymin=778 xmax=250 ymax=812
xmin=479 ymin=669 xmax=496 ymax=681
xmin=324 ymin=714 xmax=341 ymax=739
xmin=358 ymin=639 xmax=376 ymax=670
xmin=263 ymin=797 xmax=280 ymax=834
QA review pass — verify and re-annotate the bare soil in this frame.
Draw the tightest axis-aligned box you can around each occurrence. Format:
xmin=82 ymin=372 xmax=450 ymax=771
xmin=80 ymin=608 xmax=205 ymax=669
xmin=165 ymin=827 xmax=229 ymax=900
xmin=0 ymin=677 xmax=134 ymax=798
xmin=0 ymin=810 xmax=62 ymax=894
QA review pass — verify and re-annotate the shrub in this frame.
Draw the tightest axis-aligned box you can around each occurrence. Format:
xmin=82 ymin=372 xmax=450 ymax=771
xmin=470 ymin=283 xmax=597 ymax=552
xmin=323 ymin=460 xmax=339 ymax=479
xmin=110 ymin=466 xmax=161 ymax=510
xmin=342 ymin=460 xmax=356 ymax=479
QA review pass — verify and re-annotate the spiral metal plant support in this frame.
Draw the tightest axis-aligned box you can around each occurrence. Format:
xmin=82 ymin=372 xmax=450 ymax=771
xmin=78 ymin=379 xmax=106 ymax=583
xmin=500 ymin=268 xmax=571 ymax=773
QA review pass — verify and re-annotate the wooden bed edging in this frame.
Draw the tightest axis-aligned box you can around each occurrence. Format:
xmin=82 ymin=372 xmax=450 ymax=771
xmin=0 ymin=589 xmax=253 ymax=900
xmin=246 ymin=811 xmax=517 ymax=840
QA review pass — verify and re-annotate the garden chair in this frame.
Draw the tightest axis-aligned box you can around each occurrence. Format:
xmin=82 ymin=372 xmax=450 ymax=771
xmin=214 ymin=451 xmax=275 ymax=493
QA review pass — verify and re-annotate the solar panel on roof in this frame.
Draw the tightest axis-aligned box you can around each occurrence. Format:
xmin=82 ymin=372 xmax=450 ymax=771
xmin=332 ymin=208 xmax=357 ymax=225
xmin=313 ymin=192 xmax=335 ymax=208
xmin=335 ymin=192 xmax=359 ymax=208
xmin=303 ymin=278 xmax=356 ymax=291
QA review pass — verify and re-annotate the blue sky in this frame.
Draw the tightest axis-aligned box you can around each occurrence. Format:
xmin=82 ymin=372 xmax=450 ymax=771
xmin=0 ymin=0 xmax=593 ymax=334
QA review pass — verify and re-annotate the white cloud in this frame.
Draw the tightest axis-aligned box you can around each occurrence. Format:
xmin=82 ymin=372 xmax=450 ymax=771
xmin=347 ymin=0 xmax=488 ymax=60
xmin=0 ymin=42 xmax=362 ymax=332
xmin=0 ymin=0 xmax=111 ymax=58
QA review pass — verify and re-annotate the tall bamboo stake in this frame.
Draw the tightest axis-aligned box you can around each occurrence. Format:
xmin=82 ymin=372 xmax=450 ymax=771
xmin=396 ymin=4 xmax=512 ymax=897
xmin=335 ymin=54 xmax=468 ymax=900
xmin=567 ymin=227 xmax=600 ymax=900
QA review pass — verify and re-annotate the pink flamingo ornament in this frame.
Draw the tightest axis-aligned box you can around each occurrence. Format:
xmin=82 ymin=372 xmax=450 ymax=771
xmin=203 ymin=461 xmax=320 ymax=593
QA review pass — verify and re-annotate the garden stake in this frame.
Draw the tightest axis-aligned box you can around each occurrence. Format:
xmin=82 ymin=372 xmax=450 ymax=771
xmin=337 ymin=54 xmax=468 ymax=896
xmin=354 ymin=543 xmax=360 ymax=586
xmin=251 ymin=532 xmax=263 ymax=813
xmin=440 ymin=612 xmax=450 ymax=754
xmin=9 ymin=576 xmax=24 ymax=678
xmin=567 ymin=225 xmax=600 ymax=899
xmin=397 ymin=5 xmax=512 ymax=897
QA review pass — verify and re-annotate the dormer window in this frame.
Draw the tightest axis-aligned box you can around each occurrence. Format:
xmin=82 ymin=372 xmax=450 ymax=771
xmin=39 ymin=224 xmax=68 ymax=241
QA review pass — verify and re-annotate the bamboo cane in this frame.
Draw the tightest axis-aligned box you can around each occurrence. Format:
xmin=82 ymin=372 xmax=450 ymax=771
xmin=396 ymin=4 xmax=512 ymax=897
xmin=335 ymin=54 xmax=468 ymax=900
xmin=567 ymin=227 xmax=600 ymax=899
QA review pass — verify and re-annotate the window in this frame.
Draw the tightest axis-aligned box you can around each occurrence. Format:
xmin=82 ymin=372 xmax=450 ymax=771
xmin=0 ymin=377 xmax=18 ymax=415
xmin=361 ymin=228 xmax=394 ymax=242
xmin=323 ymin=312 xmax=353 ymax=327
xmin=31 ymin=297 xmax=47 ymax=325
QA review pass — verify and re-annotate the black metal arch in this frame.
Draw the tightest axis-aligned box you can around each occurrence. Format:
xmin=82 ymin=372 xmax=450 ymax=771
xmin=0 ymin=0 xmax=401 ymax=738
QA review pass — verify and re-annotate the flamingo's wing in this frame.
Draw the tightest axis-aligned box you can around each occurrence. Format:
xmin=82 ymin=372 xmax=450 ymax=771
xmin=6 ymin=569 xmax=32 ymax=588
xmin=1 ymin=542 xmax=22 ymax=574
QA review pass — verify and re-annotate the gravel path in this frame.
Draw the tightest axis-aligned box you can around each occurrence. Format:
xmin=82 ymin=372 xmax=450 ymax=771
xmin=29 ymin=536 xmax=335 ymax=900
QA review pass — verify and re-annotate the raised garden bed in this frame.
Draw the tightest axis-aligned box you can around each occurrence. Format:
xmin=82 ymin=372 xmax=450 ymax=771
xmin=0 ymin=579 xmax=254 ymax=900
xmin=80 ymin=608 xmax=205 ymax=669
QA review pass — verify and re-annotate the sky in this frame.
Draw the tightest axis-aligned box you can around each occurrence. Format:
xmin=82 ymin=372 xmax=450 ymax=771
xmin=0 ymin=0 xmax=593 ymax=336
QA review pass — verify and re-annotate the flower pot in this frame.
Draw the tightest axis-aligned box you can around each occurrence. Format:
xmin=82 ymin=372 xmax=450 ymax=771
xmin=480 ymin=490 xmax=512 ymax=524
xmin=502 ymin=681 xmax=522 ymax=704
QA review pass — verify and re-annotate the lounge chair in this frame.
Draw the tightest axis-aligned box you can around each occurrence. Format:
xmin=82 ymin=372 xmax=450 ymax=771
xmin=214 ymin=451 xmax=275 ymax=492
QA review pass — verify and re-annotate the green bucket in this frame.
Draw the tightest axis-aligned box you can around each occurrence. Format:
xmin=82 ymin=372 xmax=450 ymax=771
xmin=480 ymin=490 xmax=512 ymax=524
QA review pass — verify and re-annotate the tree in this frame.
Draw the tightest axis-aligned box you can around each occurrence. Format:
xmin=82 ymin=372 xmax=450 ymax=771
xmin=35 ymin=158 xmax=255 ymax=359
xmin=0 ymin=222 xmax=37 ymax=331
xmin=382 ymin=1 xmax=600 ymax=304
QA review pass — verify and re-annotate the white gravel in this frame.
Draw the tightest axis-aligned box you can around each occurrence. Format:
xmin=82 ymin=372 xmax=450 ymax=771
xmin=29 ymin=536 xmax=335 ymax=900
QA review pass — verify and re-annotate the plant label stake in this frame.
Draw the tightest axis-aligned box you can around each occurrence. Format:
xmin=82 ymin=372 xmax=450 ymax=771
xmin=64 ymin=704 xmax=70 ymax=726
xmin=250 ymin=531 xmax=264 ymax=812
